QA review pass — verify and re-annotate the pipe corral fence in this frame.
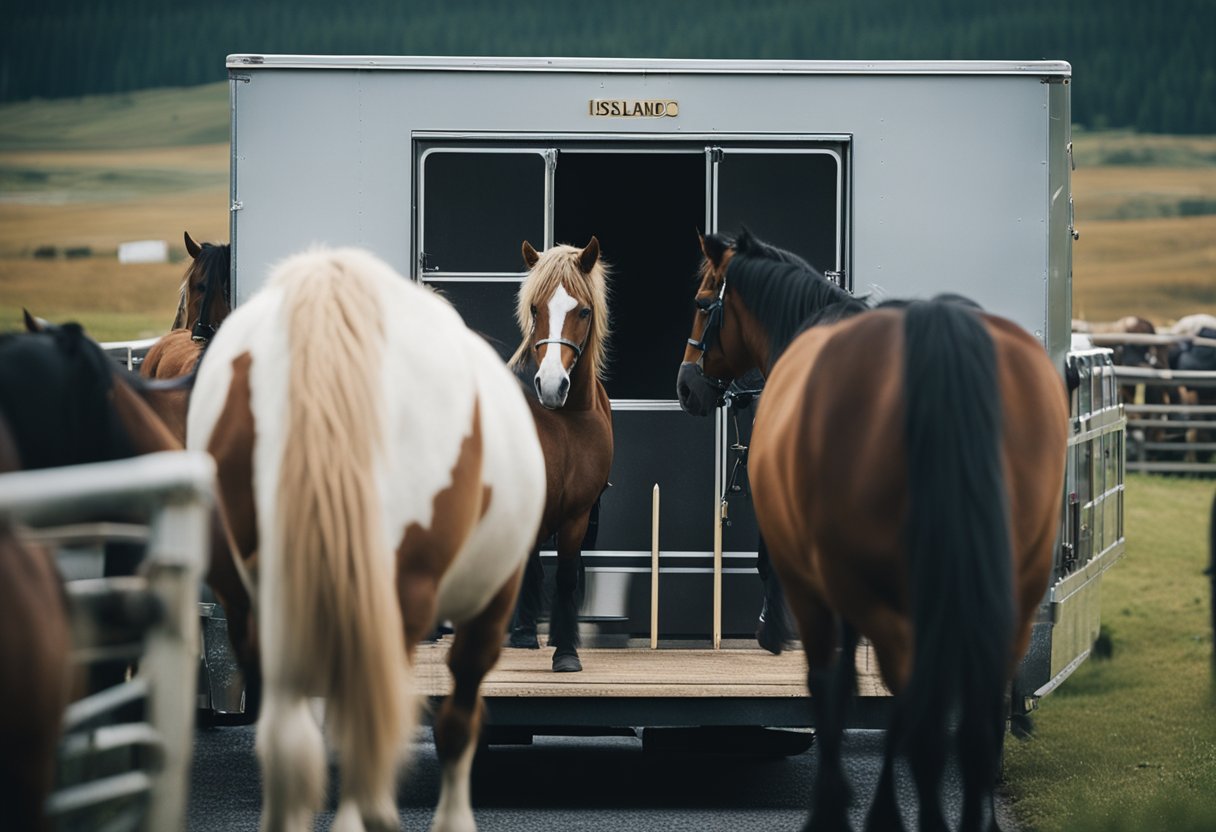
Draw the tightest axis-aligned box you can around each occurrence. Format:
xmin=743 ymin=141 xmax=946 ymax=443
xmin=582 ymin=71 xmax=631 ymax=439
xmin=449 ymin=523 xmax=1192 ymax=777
xmin=1085 ymin=332 xmax=1216 ymax=475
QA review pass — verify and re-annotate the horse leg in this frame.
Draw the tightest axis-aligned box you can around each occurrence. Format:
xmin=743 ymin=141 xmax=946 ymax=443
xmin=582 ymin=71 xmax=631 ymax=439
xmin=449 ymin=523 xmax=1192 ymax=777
xmin=550 ymin=514 xmax=590 ymax=673
xmin=432 ymin=572 xmax=520 ymax=832
xmin=756 ymin=534 xmax=795 ymax=655
xmin=863 ymin=609 xmax=914 ymax=832
xmin=781 ymin=578 xmax=852 ymax=832
xmin=256 ymin=686 xmax=326 ymax=832
xmin=508 ymin=545 xmax=544 ymax=649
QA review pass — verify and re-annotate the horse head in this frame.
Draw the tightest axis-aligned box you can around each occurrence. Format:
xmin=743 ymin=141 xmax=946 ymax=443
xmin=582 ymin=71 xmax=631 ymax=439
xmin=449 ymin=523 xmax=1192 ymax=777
xmin=172 ymin=231 xmax=232 ymax=341
xmin=676 ymin=232 xmax=738 ymax=416
xmin=511 ymin=237 xmax=610 ymax=409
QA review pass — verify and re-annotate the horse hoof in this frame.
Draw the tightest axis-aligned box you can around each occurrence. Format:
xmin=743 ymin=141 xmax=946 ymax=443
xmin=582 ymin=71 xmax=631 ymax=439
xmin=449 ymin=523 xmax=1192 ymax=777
xmin=756 ymin=622 xmax=785 ymax=655
xmin=509 ymin=630 xmax=540 ymax=649
xmin=552 ymin=652 xmax=582 ymax=673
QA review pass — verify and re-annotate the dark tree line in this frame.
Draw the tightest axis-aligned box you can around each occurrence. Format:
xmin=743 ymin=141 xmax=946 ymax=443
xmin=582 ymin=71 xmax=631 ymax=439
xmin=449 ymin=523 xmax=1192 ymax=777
xmin=2 ymin=0 xmax=1213 ymax=134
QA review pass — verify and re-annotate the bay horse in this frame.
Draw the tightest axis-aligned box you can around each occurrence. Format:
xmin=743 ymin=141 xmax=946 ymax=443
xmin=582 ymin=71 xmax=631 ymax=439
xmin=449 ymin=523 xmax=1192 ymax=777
xmin=0 ymin=413 xmax=72 ymax=832
xmin=506 ymin=237 xmax=613 ymax=673
xmin=677 ymin=229 xmax=1068 ymax=832
xmin=140 ymin=230 xmax=232 ymax=443
xmin=187 ymin=247 xmax=546 ymax=831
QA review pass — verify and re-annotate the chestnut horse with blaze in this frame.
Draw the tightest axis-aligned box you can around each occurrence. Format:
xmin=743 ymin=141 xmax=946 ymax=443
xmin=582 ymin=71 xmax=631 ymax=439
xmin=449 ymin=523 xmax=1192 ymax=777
xmin=507 ymin=237 xmax=613 ymax=673
xmin=187 ymin=247 xmax=545 ymax=832
xmin=140 ymin=230 xmax=231 ymax=443
xmin=677 ymin=230 xmax=1068 ymax=832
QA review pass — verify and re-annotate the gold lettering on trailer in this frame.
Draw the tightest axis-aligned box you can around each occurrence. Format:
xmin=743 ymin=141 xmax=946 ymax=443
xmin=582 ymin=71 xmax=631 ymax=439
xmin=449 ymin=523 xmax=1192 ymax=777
xmin=588 ymin=99 xmax=680 ymax=118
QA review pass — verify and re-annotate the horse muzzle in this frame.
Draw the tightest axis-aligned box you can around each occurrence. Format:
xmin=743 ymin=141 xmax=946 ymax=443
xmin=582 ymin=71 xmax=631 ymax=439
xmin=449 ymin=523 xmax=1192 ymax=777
xmin=677 ymin=361 xmax=727 ymax=417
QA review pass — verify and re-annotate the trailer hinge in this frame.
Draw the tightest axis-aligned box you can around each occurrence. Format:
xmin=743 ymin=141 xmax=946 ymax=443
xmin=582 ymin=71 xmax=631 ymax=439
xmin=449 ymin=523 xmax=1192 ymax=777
xmin=419 ymin=251 xmax=437 ymax=273
xmin=231 ymin=74 xmax=252 ymax=84
xmin=708 ymin=146 xmax=724 ymax=164
xmin=825 ymin=269 xmax=845 ymax=287
xmin=229 ymin=200 xmax=243 ymax=213
xmin=545 ymin=148 xmax=558 ymax=173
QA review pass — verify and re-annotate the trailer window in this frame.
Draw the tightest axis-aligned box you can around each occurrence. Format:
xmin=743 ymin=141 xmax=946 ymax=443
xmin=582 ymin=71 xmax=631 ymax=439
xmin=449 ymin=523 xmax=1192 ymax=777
xmin=716 ymin=150 xmax=842 ymax=276
xmin=420 ymin=151 xmax=545 ymax=275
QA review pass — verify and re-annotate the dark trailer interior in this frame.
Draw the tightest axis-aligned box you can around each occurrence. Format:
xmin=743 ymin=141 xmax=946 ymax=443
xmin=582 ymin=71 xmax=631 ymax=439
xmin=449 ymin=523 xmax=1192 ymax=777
xmin=418 ymin=141 xmax=846 ymax=640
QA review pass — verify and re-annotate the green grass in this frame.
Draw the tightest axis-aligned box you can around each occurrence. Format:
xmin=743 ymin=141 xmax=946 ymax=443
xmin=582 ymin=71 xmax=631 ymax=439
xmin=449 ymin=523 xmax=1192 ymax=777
xmin=0 ymin=83 xmax=229 ymax=151
xmin=1004 ymin=474 xmax=1216 ymax=831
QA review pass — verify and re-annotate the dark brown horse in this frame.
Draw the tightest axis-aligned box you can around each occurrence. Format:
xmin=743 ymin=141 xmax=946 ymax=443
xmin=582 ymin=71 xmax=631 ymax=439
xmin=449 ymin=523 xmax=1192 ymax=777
xmin=0 ymin=413 xmax=72 ymax=832
xmin=678 ymin=230 xmax=1068 ymax=832
xmin=1 ymin=320 xmax=260 ymax=720
xmin=140 ymin=231 xmax=231 ymax=443
xmin=507 ymin=238 xmax=614 ymax=673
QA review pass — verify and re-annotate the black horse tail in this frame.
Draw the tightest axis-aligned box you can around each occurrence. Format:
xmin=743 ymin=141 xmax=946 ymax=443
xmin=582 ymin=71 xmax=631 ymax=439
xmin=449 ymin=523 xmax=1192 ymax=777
xmin=899 ymin=299 xmax=1013 ymax=830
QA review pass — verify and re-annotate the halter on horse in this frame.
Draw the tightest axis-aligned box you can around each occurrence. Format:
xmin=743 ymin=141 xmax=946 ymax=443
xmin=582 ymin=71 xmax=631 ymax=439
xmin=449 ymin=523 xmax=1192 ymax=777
xmin=507 ymin=237 xmax=614 ymax=673
xmin=187 ymin=246 xmax=545 ymax=831
xmin=677 ymin=229 xmax=1068 ymax=832
xmin=141 ymin=231 xmax=232 ymax=443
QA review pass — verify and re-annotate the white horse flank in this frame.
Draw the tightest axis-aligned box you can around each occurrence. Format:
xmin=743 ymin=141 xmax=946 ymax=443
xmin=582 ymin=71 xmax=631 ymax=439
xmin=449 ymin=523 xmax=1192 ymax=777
xmin=188 ymin=247 xmax=545 ymax=832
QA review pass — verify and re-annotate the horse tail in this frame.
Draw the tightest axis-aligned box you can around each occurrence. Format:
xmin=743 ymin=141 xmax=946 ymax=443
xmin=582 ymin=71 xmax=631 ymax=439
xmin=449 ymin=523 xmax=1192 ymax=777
xmin=899 ymin=299 xmax=1013 ymax=819
xmin=271 ymin=250 xmax=408 ymax=805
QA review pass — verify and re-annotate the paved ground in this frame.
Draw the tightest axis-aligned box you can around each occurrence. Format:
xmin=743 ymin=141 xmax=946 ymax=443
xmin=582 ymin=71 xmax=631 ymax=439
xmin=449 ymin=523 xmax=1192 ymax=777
xmin=188 ymin=725 xmax=1020 ymax=830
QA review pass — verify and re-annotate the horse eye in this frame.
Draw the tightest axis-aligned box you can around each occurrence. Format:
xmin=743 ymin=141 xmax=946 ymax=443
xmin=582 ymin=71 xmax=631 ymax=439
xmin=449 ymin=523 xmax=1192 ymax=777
xmin=530 ymin=305 xmax=537 ymax=317
xmin=579 ymin=308 xmax=591 ymax=319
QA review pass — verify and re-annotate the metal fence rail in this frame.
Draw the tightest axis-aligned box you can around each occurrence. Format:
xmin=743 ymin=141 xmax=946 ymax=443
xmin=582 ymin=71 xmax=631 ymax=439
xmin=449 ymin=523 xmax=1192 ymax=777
xmin=0 ymin=452 xmax=214 ymax=832
xmin=1112 ymin=366 xmax=1216 ymax=475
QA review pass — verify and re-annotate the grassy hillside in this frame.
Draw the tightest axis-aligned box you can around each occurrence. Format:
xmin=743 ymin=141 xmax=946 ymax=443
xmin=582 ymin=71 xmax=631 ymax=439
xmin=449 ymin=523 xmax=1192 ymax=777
xmin=0 ymin=83 xmax=1212 ymax=338
xmin=0 ymin=84 xmax=229 ymax=151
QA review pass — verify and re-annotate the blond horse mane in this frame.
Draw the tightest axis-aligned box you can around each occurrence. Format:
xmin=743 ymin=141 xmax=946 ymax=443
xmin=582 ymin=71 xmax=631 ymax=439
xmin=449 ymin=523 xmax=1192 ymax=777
xmin=273 ymin=248 xmax=409 ymax=804
xmin=509 ymin=244 xmax=611 ymax=381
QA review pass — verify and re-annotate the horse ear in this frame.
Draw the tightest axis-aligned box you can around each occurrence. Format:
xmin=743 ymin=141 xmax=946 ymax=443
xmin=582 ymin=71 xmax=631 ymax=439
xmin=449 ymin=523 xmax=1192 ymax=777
xmin=184 ymin=231 xmax=202 ymax=260
xmin=579 ymin=236 xmax=600 ymax=273
xmin=22 ymin=308 xmax=47 ymax=333
xmin=701 ymin=234 xmax=730 ymax=268
xmin=735 ymin=225 xmax=755 ymax=254
xmin=522 ymin=240 xmax=540 ymax=269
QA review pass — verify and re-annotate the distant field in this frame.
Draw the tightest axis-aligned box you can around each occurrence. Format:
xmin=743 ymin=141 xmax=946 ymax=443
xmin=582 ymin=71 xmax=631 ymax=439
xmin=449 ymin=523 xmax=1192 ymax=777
xmin=0 ymin=84 xmax=1212 ymax=337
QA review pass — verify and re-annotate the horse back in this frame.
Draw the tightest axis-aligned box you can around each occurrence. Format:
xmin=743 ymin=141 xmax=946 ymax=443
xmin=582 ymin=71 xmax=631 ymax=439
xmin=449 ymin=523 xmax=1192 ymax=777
xmin=751 ymin=310 xmax=910 ymax=599
xmin=751 ymin=308 xmax=1067 ymax=625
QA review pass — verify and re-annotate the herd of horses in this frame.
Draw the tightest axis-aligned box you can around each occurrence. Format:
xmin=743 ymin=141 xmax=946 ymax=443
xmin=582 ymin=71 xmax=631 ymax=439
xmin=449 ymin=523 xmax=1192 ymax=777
xmin=1072 ymin=313 xmax=1216 ymax=458
xmin=0 ymin=227 xmax=1076 ymax=831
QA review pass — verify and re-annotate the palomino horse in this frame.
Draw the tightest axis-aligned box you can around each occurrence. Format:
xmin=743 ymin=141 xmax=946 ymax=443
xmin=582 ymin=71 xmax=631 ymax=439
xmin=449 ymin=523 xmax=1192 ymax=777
xmin=0 ymin=413 xmax=71 ymax=832
xmin=506 ymin=238 xmax=613 ymax=673
xmin=140 ymin=231 xmax=232 ymax=443
xmin=677 ymin=230 xmax=1068 ymax=832
xmin=2 ymin=318 xmax=261 ymax=717
xmin=187 ymin=247 xmax=545 ymax=832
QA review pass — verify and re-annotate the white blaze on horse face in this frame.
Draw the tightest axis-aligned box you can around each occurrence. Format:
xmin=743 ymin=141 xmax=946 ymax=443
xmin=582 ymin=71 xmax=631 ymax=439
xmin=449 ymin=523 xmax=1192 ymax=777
xmin=536 ymin=284 xmax=579 ymax=407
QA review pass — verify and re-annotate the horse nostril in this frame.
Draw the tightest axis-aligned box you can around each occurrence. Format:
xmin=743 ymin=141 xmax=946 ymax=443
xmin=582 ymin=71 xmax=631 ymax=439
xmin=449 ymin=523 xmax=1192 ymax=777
xmin=558 ymin=377 xmax=570 ymax=398
xmin=534 ymin=376 xmax=543 ymax=398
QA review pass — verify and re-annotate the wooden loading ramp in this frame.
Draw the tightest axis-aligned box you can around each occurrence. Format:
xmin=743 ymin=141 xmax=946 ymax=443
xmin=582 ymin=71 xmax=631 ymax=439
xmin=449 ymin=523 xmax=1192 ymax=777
xmin=415 ymin=641 xmax=893 ymax=730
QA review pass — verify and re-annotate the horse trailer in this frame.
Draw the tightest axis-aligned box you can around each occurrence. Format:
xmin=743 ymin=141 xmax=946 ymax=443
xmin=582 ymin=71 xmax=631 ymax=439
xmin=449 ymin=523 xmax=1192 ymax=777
xmin=218 ymin=55 xmax=1124 ymax=733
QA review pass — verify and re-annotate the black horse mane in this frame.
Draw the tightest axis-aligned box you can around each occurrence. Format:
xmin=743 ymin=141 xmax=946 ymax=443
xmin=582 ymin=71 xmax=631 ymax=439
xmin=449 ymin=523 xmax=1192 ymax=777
xmin=718 ymin=227 xmax=857 ymax=364
xmin=0 ymin=323 xmax=136 ymax=469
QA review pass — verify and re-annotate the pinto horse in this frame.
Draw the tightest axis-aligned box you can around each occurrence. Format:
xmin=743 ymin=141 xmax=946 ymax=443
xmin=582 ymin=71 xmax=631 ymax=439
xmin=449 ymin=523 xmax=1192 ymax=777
xmin=188 ymin=247 xmax=546 ymax=832
xmin=506 ymin=238 xmax=613 ymax=673
xmin=140 ymin=231 xmax=232 ymax=443
xmin=677 ymin=230 xmax=1068 ymax=832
